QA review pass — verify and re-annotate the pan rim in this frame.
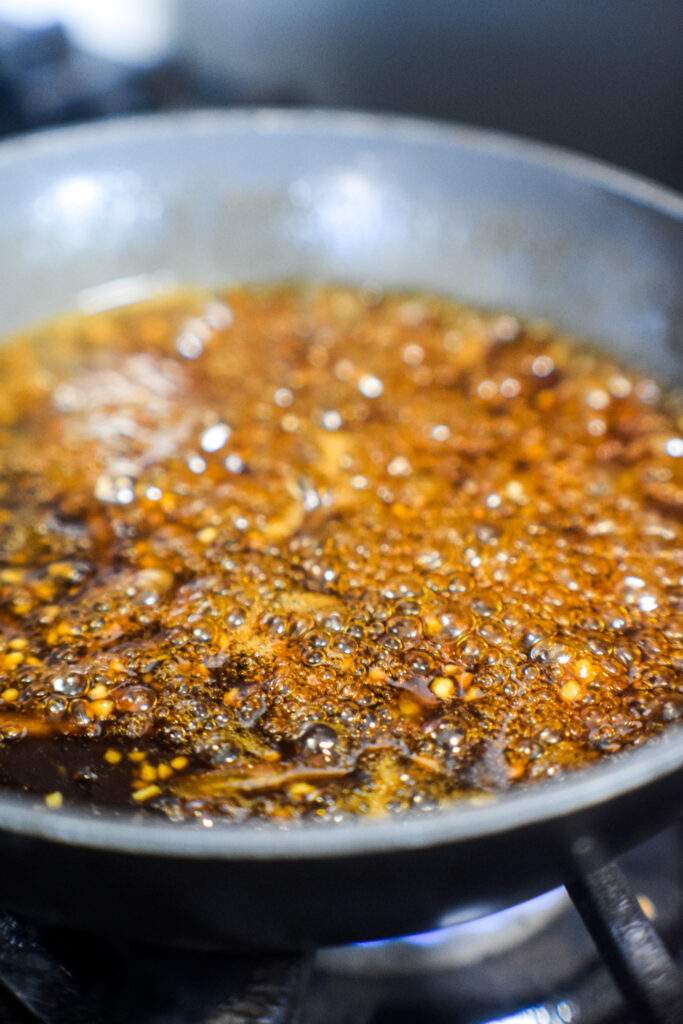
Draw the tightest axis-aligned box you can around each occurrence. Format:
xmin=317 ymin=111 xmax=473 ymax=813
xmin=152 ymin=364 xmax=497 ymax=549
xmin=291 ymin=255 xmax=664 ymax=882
xmin=0 ymin=106 xmax=681 ymax=860
xmin=0 ymin=726 xmax=680 ymax=859
xmin=0 ymin=106 xmax=681 ymax=216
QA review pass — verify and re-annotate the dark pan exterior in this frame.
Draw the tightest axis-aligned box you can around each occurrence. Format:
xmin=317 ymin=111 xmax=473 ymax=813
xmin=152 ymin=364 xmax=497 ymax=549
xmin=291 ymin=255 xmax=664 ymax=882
xmin=0 ymin=110 xmax=681 ymax=949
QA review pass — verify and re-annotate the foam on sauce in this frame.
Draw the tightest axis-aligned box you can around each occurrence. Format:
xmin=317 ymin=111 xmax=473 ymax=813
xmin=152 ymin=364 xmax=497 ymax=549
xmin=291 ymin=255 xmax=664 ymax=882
xmin=0 ymin=284 xmax=680 ymax=823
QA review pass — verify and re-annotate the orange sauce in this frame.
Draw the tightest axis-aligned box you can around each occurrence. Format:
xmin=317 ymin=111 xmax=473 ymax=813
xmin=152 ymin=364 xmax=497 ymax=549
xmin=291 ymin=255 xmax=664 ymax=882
xmin=0 ymin=284 xmax=680 ymax=822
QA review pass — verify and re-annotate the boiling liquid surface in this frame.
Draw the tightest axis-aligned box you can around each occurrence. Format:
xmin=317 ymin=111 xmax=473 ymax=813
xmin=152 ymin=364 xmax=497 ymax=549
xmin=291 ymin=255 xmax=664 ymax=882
xmin=0 ymin=285 xmax=680 ymax=822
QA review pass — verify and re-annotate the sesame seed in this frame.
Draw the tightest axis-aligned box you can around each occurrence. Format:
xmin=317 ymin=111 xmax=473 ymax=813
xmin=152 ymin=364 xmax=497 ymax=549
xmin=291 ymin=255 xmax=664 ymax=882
xmin=532 ymin=355 xmax=554 ymax=378
xmin=477 ymin=379 xmax=497 ymax=400
xmin=607 ymin=375 xmax=632 ymax=398
xmin=500 ymin=377 xmax=521 ymax=398
xmin=224 ymin=453 xmax=244 ymax=473
xmin=358 ymin=374 xmax=383 ymax=398
xmin=176 ymin=332 xmax=203 ymax=359
xmin=322 ymin=410 xmax=342 ymax=431
xmin=334 ymin=358 xmax=354 ymax=381
xmin=200 ymin=422 xmax=231 ymax=452
xmin=587 ymin=389 xmax=609 ymax=410
xmin=402 ymin=344 xmax=424 ymax=366
xmin=116 ymin=485 xmax=135 ymax=504
xmin=132 ymin=784 xmax=161 ymax=802
xmin=281 ymin=414 xmax=299 ymax=432
xmin=430 ymin=677 xmax=455 ymax=699
xmin=665 ymin=437 xmax=683 ymax=457
xmin=387 ymin=456 xmax=411 ymax=477
xmin=274 ymin=388 xmax=293 ymax=408
xmin=203 ymin=301 xmax=234 ymax=330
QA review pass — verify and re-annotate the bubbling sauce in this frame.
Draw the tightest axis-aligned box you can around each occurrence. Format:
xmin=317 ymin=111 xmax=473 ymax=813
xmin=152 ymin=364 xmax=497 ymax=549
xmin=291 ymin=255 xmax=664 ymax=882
xmin=0 ymin=284 xmax=680 ymax=823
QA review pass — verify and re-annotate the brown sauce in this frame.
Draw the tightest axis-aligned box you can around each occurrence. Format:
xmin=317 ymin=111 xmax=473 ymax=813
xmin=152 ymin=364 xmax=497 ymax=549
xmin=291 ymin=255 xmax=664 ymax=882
xmin=0 ymin=284 xmax=681 ymax=822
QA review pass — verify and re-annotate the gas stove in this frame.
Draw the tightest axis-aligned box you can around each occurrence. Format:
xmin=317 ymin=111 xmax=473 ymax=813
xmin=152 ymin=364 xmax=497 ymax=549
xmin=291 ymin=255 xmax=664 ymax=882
xmin=0 ymin=13 xmax=681 ymax=1024
xmin=0 ymin=822 xmax=680 ymax=1024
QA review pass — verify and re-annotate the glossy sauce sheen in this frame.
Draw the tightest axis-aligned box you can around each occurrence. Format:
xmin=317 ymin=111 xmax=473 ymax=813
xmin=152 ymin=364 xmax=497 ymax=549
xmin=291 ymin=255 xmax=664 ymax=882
xmin=0 ymin=285 xmax=681 ymax=823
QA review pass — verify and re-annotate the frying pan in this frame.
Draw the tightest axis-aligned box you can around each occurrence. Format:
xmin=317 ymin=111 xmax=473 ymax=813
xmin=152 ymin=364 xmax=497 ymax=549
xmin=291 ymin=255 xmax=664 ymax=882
xmin=0 ymin=109 xmax=681 ymax=951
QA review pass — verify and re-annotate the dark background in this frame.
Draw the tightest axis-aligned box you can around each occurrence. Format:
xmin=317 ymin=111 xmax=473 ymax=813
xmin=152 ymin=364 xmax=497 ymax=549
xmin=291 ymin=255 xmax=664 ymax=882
xmin=1 ymin=0 xmax=681 ymax=190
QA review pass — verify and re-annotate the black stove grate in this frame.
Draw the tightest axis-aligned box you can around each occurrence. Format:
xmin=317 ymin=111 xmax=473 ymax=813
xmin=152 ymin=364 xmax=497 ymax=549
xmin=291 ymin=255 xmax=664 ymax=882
xmin=0 ymin=916 xmax=311 ymax=1024
xmin=569 ymin=860 xmax=683 ymax=1023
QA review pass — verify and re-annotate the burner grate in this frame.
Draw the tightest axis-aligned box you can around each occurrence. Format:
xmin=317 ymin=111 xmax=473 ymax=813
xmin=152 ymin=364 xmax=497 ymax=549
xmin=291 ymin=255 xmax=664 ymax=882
xmin=0 ymin=917 xmax=310 ymax=1024
xmin=569 ymin=861 xmax=683 ymax=1024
